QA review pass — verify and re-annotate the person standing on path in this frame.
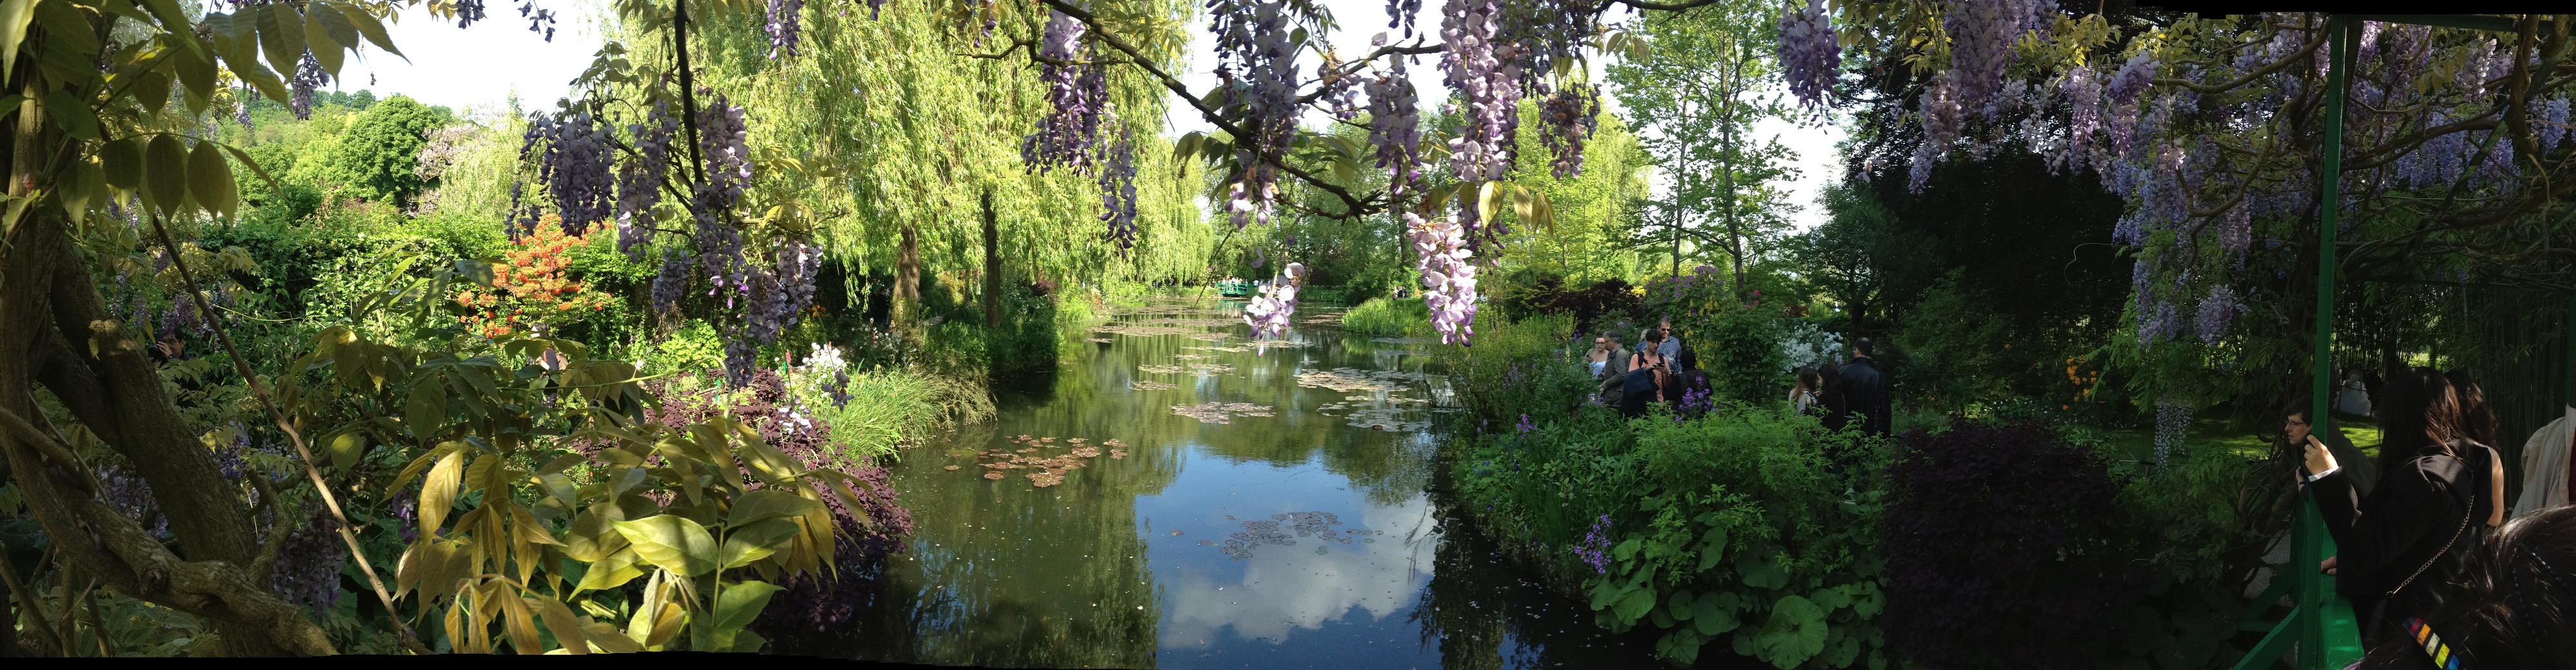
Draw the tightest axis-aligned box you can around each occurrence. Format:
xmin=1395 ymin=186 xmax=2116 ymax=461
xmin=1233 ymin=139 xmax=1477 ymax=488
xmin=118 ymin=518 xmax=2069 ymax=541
xmin=1835 ymin=337 xmax=1892 ymax=436
xmin=1656 ymin=317 xmax=1683 ymax=367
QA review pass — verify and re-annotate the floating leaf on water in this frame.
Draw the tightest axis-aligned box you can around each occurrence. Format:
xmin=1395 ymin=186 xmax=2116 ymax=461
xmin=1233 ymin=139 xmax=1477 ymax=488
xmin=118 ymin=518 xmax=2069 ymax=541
xmin=1094 ymin=324 xmax=1198 ymax=337
xmin=1130 ymin=380 xmax=1180 ymax=391
xmin=943 ymin=465 xmax=960 ymax=470
xmin=1172 ymin=354 xmax=1208 ymax=360
xmin=1172 ymin=402 xmax=1276 ymax=423
xmin=1108 ymin=449 xmax=1127 ymax=459
xmin=1138 ymin=364 xmax=1188 ymax=375
xmin=1186 ymin=333 xmax=1231 ymax=342
xmin=1170 ymin=530 xmax=1184 ymax=536
xmin=983 ymin=472 xmax=1004 ymax=480
xmin=1086 ymin=338 xmax=1115 ymax=343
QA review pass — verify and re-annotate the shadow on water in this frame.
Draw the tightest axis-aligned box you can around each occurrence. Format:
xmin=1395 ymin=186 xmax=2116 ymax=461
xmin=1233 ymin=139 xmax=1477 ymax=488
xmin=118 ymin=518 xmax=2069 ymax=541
xmin=786 ymin=299 xmax=1749 ymax=668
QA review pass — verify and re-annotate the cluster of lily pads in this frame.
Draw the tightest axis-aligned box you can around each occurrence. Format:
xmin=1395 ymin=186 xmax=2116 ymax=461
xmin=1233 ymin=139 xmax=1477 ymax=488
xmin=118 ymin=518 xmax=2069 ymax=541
xmin=947 ymin=435 xmax=1131 ymax=487
xmin=1171 ymin=402 xmax=1274 ymax=423
xmin=1202 ymin=511 xmax=1381 ymax=560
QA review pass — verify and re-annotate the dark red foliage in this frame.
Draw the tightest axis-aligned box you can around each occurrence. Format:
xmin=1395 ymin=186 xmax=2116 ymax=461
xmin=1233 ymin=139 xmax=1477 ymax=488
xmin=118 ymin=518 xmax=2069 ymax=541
xmin=1880 ymin=421 xmax=2145 ymax=670
xmin=1505 ymin=276 xmax=1644 ymax=335
xmin=629 ymin=369 xmax=915 ymax=639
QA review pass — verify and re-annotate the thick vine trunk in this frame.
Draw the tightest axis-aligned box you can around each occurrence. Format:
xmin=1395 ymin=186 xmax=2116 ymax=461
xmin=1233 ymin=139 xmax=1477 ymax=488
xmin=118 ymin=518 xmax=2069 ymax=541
xmin=0 ymin=215 xmax=333 ymax=655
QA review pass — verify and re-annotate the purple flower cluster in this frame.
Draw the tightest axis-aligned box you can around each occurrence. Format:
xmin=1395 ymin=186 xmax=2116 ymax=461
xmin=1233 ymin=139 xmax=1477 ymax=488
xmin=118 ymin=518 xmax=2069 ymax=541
xmin=1575 ymin=514 xmax=1612 ymax=574
xmin=1440 ymin=0 xmax=1521 ymax=184
xmin=1097 ymin=129 xmax=1141 ymax=252
xmin=1365 ymin=60 xmax=1425 ymax=194
xmin=289 ymin=55 xmax=326 ymax=120
xmin=1243 ymin=262 xmax=1305 ymax=338
xmin=616 ymin=101 xmax=677 ymax=259
xmin=522 ymin=106 xmax=618 ymax=234
xmin=766 ymin=0 xmax=806 ymax=58
xmin=1208 ymin=0 xmax=1299 ymax=229
xmin=1408 ymin=212 xmax=1478 ymax=344
xmin=1777 ymin=0 xmax=1840 ymax=111
xmin=1538 ymin=83 xmax=1599 ymax=179
xmin=1023 ymin=10 xmax=1109 ymax=174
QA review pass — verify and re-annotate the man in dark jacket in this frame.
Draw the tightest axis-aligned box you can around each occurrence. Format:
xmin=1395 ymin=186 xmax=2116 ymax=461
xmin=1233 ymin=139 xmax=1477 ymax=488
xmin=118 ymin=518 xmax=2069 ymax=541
xmin=1835 ymin=337 xmax=1892 ymax=436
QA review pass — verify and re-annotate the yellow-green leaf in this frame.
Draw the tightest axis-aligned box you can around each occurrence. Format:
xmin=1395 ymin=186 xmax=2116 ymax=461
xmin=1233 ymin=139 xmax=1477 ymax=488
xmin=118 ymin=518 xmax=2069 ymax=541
xmin=611 ymin=515 xmax=719 ymax=576
xmin=561 ymin=505 xmax=628 ymax=562
xmin=32 ymin=0 xmax=96 ymax=55
xmin=0 ymin=0 xmax=34 ymax=79
xmin=716 ymin=517 xmax=800 ymax=569
xmin=420 ymin=449 xmax=467 ymax=535
xmin=187 ymin=140 xmax=238 ymax=214
xmin=573 ymin=547 xmax=644 ymax=591
xmin=724 ymin=489 xmax=823 ymax=529
xmin=327 ymin=431 xmax=365 ymax=470
xmin=527 ymin=597 xmax=589 ymax=654
xmin=41 ymin=91 xmax=99 ymax=140
xmin=141 ymin=135 xmax=189 ymax=214
xmin=332 ymin=0 xmax=402 ymax=59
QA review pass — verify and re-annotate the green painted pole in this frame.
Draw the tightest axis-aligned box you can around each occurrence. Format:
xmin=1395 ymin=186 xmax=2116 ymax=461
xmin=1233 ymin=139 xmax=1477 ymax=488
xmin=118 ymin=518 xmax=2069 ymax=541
xmin=2302 ymin=17 xmax=2365 ymax=670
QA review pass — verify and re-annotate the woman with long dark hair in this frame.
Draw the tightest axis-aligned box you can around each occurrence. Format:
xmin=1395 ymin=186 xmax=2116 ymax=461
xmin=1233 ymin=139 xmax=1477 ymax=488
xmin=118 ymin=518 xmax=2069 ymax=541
xmin=2357 ymin=505 xmax=2576 ymax=669
xmin=2306 ymin=368 xmax=2508 ymax=647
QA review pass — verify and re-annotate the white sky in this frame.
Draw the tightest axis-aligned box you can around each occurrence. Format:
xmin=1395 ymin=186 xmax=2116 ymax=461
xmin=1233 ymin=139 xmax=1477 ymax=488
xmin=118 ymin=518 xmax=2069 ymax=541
xmin=368 ymin=0 xmax=1842 ymax=229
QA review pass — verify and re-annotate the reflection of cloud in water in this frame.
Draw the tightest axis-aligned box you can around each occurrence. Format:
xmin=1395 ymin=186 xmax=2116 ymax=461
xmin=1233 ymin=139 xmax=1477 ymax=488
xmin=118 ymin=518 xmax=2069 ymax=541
xmin=1161 ymin=496 xmax=1440 ymax=646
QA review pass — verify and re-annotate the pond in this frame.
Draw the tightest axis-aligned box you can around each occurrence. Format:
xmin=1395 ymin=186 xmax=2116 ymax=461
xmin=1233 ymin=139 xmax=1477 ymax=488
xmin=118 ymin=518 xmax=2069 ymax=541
xmin=800 ymin=298 xmax=1684 ymax=669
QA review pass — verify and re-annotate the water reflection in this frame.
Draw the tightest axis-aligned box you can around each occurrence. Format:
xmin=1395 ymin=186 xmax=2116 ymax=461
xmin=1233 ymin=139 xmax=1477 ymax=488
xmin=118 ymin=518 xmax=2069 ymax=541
xmin=802 ymin=300 xmax=1688 ymax=669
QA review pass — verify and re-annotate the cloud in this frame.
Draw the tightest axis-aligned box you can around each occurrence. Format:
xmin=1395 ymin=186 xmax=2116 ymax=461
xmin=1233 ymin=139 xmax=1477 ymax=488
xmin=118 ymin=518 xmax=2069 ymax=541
xmin=1159 ymin=494 xmax=1439 ymax=646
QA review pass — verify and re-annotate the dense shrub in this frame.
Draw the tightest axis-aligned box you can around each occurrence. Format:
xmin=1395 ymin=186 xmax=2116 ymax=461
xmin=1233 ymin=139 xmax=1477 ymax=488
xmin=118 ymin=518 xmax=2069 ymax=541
xmin=1341 ymin=295 xmax=1429 ymax=336
xmin=1880 ymin=422 xmax=2141 ymax=669
xmin=1451 ymin=405 xmax=1891 ymax=667
xmin=1435 ymin=311 xmax=1596 ymax=429
xmin=1645 ymin=266 xmax=1791 ymax=405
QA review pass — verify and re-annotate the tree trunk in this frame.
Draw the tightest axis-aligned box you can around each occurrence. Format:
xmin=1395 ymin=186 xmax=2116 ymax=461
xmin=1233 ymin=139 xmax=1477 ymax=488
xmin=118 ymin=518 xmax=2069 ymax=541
xmin=983 ymin=189 xmax=1001 ymax=330
xmin=896 ymin=223 xmax=922 ymax=325
xmin=1720 ymin=41 xmax=1745 ymax=293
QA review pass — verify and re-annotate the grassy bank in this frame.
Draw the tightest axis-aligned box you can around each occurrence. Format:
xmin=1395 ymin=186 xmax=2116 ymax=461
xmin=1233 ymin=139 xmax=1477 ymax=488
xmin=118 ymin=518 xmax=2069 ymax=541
xmin=1342 ymin=296 xmax=1430 ymax=337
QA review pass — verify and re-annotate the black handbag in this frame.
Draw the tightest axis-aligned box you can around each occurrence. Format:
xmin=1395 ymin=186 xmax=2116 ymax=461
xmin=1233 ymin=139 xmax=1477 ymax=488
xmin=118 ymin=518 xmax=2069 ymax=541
xmin=2362 ymin=445 xmax=2488 ymax=638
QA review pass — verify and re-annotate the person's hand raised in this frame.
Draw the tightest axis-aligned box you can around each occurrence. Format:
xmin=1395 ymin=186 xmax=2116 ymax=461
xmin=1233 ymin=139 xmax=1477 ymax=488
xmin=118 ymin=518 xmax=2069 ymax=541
xmin=2301 ymin=434 xmax=2338 ymax=478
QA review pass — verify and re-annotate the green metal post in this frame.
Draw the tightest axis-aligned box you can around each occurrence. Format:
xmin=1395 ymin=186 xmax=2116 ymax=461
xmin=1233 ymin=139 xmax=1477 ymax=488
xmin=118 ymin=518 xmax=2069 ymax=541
xmin=2302 ymin=17 xmax=2365 ymax=670
xmin=2235 ymin=16 xmax=2367 ymax=670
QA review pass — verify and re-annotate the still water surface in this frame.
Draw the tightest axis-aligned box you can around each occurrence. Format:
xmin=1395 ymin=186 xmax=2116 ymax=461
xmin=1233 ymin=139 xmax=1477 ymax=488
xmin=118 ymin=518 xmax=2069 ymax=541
xmin=817 ymin=299 xmax=1672 ymax=669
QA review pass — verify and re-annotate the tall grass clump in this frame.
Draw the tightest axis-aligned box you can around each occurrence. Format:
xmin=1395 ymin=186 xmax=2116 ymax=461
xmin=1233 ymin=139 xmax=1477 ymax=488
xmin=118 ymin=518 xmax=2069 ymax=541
xmin=788 ymin=346 xmax=997 ymax=463
xmin=1343 ymin=296 xmax=1431 ymax=337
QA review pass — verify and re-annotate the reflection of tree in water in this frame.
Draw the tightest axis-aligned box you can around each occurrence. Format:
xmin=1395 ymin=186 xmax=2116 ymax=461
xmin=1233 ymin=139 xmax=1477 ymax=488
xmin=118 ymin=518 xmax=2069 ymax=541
xmin=1412 ymin=489 xmax=1693 ymax=670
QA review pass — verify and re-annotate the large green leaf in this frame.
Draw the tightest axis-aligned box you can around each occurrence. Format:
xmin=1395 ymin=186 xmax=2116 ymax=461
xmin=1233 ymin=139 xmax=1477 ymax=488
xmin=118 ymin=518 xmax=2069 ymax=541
xmin=98 ymin=136 xmax=142 ymax=191
xmin=1692 ymin=591 xmax=1740 ymax=635
xmin=1612 ymin=584 xmax=1656 ymax=622
xmin=561 ymin=505 xmax=629 ymax=562
xmin=1754 ymin=595 xmax=1828 ymax=668
xmin=573 ymin=547 xmax=645 ymax=591
xmin=302 ymin=2 xmax=344 ymax=75
xmin=716 ymin=517 xmax=801 ymax=569
xmin=0 ymin=0 xmax=34 ymax=79
xmin=254 ymin=3 xmax=304 ymax=77
xmin=612 ymin=515 xmax=719 ymax=576
xmin=142 ymin=135 xmax=190 ymax=214
xmin=418 ymin=449 xmax=466 ymax=535
xmin=186 ymin=140 xmax=238 ymax=214
xmin=725 ymin=489 xmax=823 ymax=529
xmin=711 ymin=581 xmax=783 ymax=631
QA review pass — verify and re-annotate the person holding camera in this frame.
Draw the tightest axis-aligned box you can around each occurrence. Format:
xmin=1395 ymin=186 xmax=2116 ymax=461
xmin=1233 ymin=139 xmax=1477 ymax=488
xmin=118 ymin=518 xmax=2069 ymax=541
xmin=2304 ymin=368 xmax=2506 ymax=647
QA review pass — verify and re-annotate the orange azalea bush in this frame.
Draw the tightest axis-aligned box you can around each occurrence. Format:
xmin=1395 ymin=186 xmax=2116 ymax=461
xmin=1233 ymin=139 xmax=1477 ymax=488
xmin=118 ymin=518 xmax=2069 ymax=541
xmin=455 ymin=215 xmax=617 ymax=338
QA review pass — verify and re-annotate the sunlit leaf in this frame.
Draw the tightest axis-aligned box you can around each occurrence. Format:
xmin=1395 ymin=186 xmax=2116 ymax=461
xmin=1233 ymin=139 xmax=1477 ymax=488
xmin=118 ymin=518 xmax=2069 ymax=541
xmin=420 ymin=448 xmax=467 ymax=535
xmin=711 ymin=580 xmax=783 ymax=632
xmin=611 ymin=515 xmax=719 ymax=576
xmin=187 ymin=140 xmax=238 ymax=214
xmin=716 ymin=517 xmax=800 ymax=569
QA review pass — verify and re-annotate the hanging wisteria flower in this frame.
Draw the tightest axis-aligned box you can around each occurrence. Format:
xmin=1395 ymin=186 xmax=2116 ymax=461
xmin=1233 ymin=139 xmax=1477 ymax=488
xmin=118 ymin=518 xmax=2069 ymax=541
xmin=1365 ymin=59 xmax=1424 ymax=194
xmin=1244 ymin=262 xmax=1306 ymax=338
xmin=1409 ymin=212 xmax=1477 ymax=344
xmin=766 ymin=0 xmax=806 ymax=58
xmin=617 ymin=101 xmax=678 ymax=259
xmin=1777 ymin=0 xmax=1839 ymax=110
xmin=290 ymin=54 xmax=327 ymax=120
xmin=1538 ymin=83 xmax=1599 ymax=179
xmin=1097 ymin=128 xmax=1141 ymax=252
xmin=1023 ymin=9 xmax=1107 ymax=174
xmin=2193 ymin=284 xmax=2238 ymax=345
xmin=522 ymin=106 xmax=618 ymax=234
xmin=1440 ymin=0 xmax=1519 ymax=184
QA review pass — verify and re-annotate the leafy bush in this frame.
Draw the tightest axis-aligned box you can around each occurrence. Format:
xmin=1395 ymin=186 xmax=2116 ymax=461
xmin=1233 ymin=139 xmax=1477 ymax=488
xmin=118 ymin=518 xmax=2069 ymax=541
xmin=1893 ymin=270 xmax=2018 ymax=410
xmin=1435 ymin=310 xmax=1595 ymax=429
xmin=1646 ymin=266 xmax=1790 ymax=405
xmin=1880 ymin=422 xmax=2143 ymax=669
xmin=1451 ymin=405 xmax=1891 ymax=667
xmin=1342 ymin=296 xmax=1429 ymax=336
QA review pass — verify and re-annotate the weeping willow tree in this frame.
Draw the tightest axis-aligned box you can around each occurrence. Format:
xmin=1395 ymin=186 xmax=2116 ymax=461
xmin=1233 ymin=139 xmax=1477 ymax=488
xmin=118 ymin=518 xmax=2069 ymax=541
xmin=643 ymin=0 xmax=1210 ymax=326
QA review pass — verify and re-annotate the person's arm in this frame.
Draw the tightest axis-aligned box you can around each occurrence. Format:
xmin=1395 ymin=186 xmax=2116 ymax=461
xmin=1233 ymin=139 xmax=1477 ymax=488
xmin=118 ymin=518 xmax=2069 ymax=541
xmin=2314 ymin=461 xmax=2450 ymax=597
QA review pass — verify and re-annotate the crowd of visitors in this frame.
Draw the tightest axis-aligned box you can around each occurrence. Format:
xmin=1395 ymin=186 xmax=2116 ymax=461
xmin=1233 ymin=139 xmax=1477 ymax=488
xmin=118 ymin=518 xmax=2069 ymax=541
xmin=1584 ymin=319 xmax=1888 ymax=435
xmin=2292 ymin=367 xmax=2576 ymax=668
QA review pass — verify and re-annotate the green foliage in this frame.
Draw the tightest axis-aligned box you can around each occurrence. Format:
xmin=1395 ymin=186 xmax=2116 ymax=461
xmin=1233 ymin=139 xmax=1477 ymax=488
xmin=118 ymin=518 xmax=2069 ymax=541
xmin=1434 ymin=311 xmax=1598 ymax=429
xmin=319 ymin=95 xmax=451 ymax=204
xmin=1340 ymin=296 xmax=1428 ymax=337
xmin=649 ymin=321 xmax=729 ymax=375
xmin=1451 ymin=405 xmax=1890 ymax=668
xmin=1645 ymin=266 xmax=1790 ymax=405
xmin=1894 ymin=270 xmax=2016 ymax=410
